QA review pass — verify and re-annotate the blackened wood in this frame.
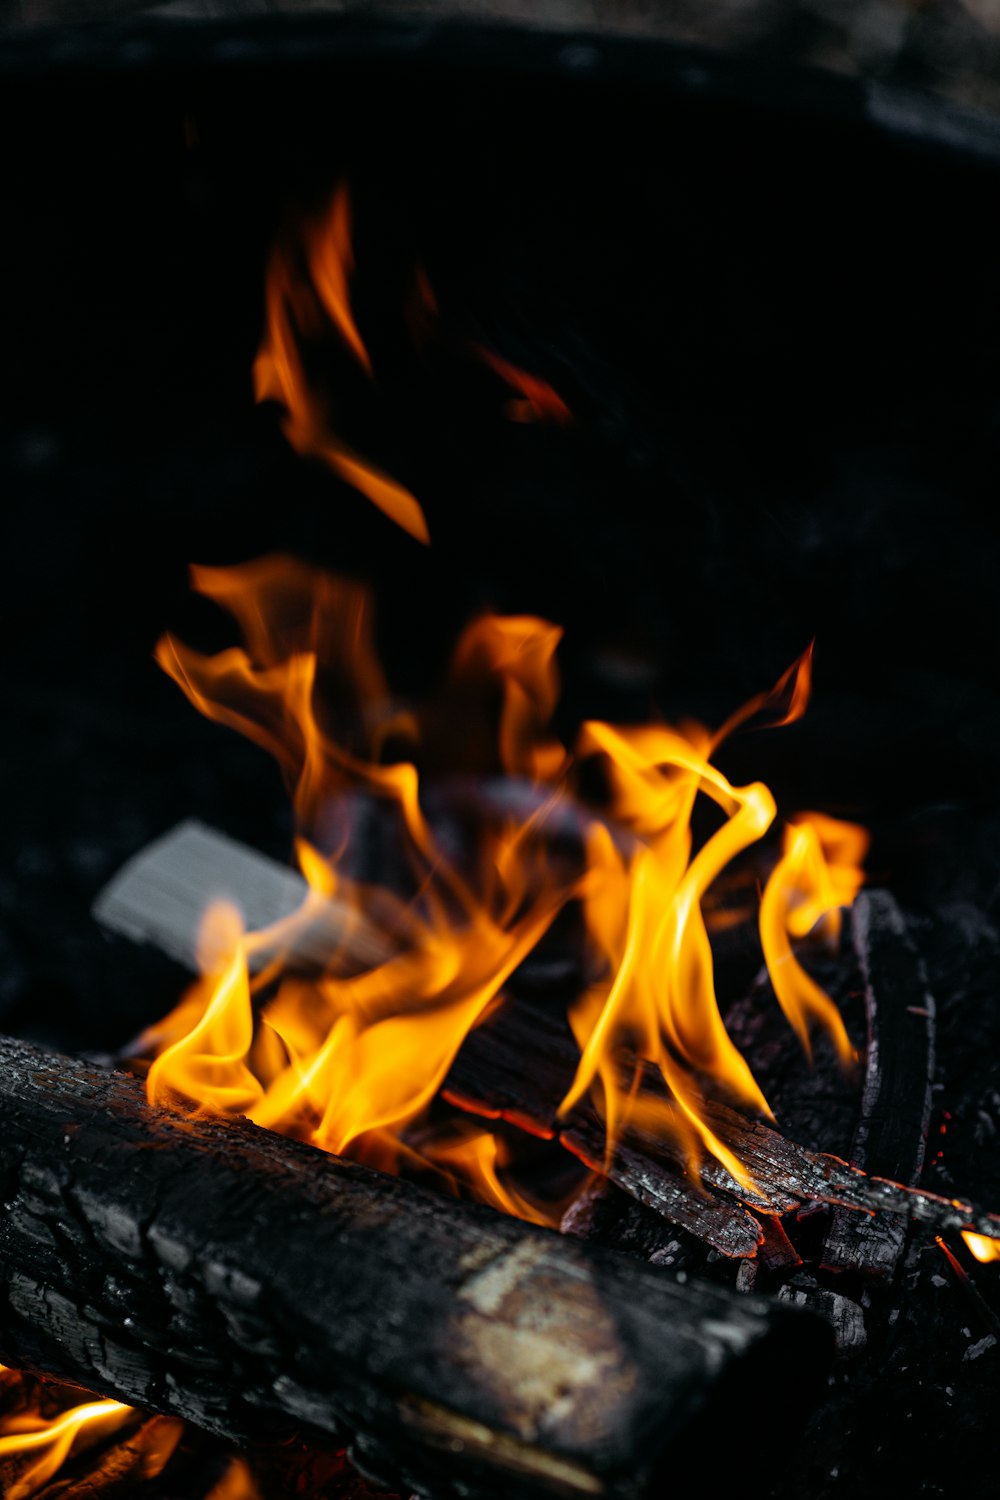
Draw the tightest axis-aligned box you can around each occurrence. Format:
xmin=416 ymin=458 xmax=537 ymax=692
xmin=559 ymin=1180 xmax=700 ymax=1270
xmin=695 ymin=1094 xmax=1000 ymax=1240
xmin=444 ymin=995 xmax=764 ymax=1259
xmin=777 ymin=1280 xmax=867 ymax=1361
xmin=450 ymin=996 xmax=1000 ymax=1248
xmin=821 ymin=891 xmax=936 ymax=1282
xmin=0 ymin=1034 xmax=831 ymax=1500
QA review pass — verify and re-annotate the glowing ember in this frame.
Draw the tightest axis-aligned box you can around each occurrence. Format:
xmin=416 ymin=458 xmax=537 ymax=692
xmin=963 ymin=1230 xmax=1000 ymax=1263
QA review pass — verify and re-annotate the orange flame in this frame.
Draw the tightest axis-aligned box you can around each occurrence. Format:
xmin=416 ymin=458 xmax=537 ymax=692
xmin=253 ymin=185 xmax=429 ymax=544
xmin=759 ymin=814 xmax=867 ymax=1063
xmin=963 ymin=1230 xmax=1000 ymax=1263
xmin=0 ymin=1367 xmax=182 ymax=1500
xmin=143 ymin=559 xmax=865 ymax=1203
xmin=473 ymin=345 xmax=572 ymax=425
xmin=421 ymin=1124 xmax=559 ymax=1227
xmin=206 ymin=1459 xmax=263 ymax=1500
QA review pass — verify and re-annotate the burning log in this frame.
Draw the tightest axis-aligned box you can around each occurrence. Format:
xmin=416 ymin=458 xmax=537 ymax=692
xmin=821 ymin=890 xmax=936 ymax=1282
xmin=92 ymin=825 xmax=1000 ymax=1262
xmin=91 ymin=822 xmax=764 ymax=1259
xmin=0 ymin=1034 xmax=832 ymax=1500
xmin=449 ymin=998 xmax=1000 ymax=1247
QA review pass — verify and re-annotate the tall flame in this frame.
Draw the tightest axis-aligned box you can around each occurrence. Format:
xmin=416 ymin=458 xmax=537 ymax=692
xmin=143 ymin=558 xmax=865 ymax=1202
xmin=254 ymin=185 xmax=430 ymax=544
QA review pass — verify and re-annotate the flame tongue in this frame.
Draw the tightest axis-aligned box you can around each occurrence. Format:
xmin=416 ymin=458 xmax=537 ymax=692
xmin=143 ymin=557 xmax=866 ymax=1206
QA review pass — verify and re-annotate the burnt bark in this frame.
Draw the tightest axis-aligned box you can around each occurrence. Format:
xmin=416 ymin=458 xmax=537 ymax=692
xmin=447 ymin=989 xmax=1000 ymax=1253
xmin=444 ymin=992 xmax=765 ymax=1259
xmin=0 ymin=1034 xmax=831 ymax=1500
xmin=822 ymin=891 xmax=936 ymax=1282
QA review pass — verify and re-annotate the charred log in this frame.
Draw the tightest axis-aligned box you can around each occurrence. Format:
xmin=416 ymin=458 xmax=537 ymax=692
xmin=821 ymin=891 xmax=936 ymax=1282
xmin=449 ymin=991 xmax=1000 ymax=1251
xmin=0 ymin=1034 xmax=831 ymax=1500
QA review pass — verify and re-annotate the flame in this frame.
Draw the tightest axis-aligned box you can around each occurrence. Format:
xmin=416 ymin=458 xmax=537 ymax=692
xmin=473 ymin=345 xmax=572 ymax=425
xmin=421 ymin=1124 xmax=558 ymax=1227
xmin=143 ymin=559 xmax=865 ymax=1201
xmin=0 ymin=1366 xmax=182 ymax=1500
xmin=963 ymin=1230 xmax=1000 ymax=1263
xmin=759 ymin=814 xmax=867 ymax=1063
xmin=206 ymin=1459 xmax=263 ymax=1500
xmin=254 ymin=186 xmax=429 ymax=544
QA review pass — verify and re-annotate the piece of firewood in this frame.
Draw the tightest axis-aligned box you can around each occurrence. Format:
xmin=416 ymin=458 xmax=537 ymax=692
xmin=450 ymin=996 xmax=1000 ymax=1246
xmin=821 ymin=890 xmax=936 ymax=1282
xmin=0 ymin=1034 xmax=831 ymax=1500
xmin=445 ymin=993 xmax=766 ymax=1259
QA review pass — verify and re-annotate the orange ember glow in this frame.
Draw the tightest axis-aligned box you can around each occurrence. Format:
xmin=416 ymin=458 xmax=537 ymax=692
xmin=253 ymin=185 xmax=430 ymax=543
xmin=141 ymin=556 xmax=866 ymax=1205
xmin=963 ymin=1230 xmax=1000 ymax=1263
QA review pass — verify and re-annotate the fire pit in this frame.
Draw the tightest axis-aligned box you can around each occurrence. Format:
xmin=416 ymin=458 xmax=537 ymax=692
xmin=2 ymin=10 xmax=1000 ymax=1500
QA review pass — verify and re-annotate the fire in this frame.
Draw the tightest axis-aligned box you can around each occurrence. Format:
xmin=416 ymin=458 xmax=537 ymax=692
xmin=0 ymin=1366 xmax=182 ymax=1499
xmin=963 ymin=1230 xmax=1000 ymax=1263
xmin=142 ymin=556 xmax=866 ymax=1204
xmin=473 ymin=345 xmax=573 ymax=425
xmin=253 ymin=184 xmax=430 ymax=544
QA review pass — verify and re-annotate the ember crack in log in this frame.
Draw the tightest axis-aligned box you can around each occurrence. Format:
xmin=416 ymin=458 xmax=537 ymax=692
xmin=821 ymin=890 xmax=936 ymax=1282
xmin=0 ymin=1035 xmax=831 ymax=1500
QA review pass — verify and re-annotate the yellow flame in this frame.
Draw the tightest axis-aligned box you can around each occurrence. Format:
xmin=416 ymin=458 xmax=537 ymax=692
xmin=421 ymin=1124 xmax=559 ymax=1227
xmin=962 ymin=1230 xmax=1000 ymax=1263
xmin=144 ymin=560 xmax=865 ymax=1200
xmin=759 ymin=814 xmax=866 ymax=1062
xmin=0 ymin=1371 xmax=147 ymax=1500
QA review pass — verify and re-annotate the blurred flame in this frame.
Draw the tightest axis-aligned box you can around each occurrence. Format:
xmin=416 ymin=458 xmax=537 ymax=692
xmin=473 ymin=345 xmax=572 ymax=425
xmin=143 ymin=558 xmax=865 ymax=1201
xmin=963 ymin=1230 xmax=1000 ymax=1263
xmin=206 ymin=1458 xmax=263 ymax=1500
xmin=254 ymin=185 xmax=429 ymax=544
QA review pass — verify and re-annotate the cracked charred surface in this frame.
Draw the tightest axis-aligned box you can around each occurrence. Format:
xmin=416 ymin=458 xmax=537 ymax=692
xmin=821 ymin=891 xmax=936 ymax=1282
xmin=0 ymin=1034 xmax=831 ymax=1500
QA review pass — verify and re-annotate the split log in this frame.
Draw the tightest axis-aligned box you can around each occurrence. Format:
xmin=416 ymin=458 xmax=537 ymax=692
xmin=0 ymin=1034 xmax=832 ymax=1500
xmin=821 ymin=890 xmax=936 ymax=1282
